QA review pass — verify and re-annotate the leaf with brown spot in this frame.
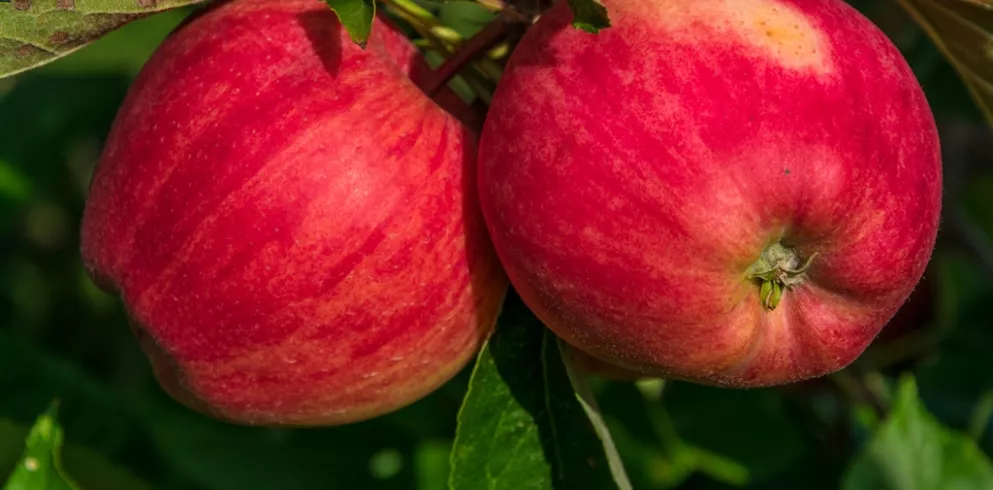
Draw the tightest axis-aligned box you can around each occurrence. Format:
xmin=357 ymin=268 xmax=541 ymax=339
xmin=897 ymin=0 xmax=993 ymax=127
xmin=0 ymin=0 xmax=207 ymax=79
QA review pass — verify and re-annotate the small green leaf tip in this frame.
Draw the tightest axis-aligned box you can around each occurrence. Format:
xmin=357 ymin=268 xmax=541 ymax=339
xmin=322 ymin=0 xmax=375 ymax=47
xmin=567 ymin=0 xmax=611 ymax=34
xmin=3 ymin=399 xmax=81 ymax=490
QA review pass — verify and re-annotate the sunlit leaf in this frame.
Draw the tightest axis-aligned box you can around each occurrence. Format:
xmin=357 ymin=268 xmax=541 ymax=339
xmin=449 ymin=294 xmax=632 ymax=490
xmin=0 ymin=0 xmax=206 ymax=79
xmin=0 ymin=419 xmax=157 ymax=490
xmin=1 ymin=402 xmax=78 ymax=490
xmin=897 ymin=0 xmax=993 ymax=126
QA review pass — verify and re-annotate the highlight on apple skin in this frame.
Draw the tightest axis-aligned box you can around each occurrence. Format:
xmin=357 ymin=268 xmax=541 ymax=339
xmin=80 ymin=0 xmax=508 ymax=426
xmin=477 ymin=0 xmax=942 ymax=388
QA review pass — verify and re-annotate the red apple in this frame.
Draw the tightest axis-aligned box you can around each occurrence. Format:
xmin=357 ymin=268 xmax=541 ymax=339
xmin=80 ymin=0 xmax=507 ymax=426
xmin=477 ymin=0 xmax=941 ymax=387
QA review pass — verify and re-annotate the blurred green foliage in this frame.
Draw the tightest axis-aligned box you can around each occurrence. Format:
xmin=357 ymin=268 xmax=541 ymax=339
xmin=2 ymin=1 xmax=993 ymax=489
xmin=842 ymin=377 xmax=993 ymax=489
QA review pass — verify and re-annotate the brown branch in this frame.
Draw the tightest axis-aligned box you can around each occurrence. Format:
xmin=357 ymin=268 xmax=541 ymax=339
xmin=419 ymin=9 xmax=528 ymax=97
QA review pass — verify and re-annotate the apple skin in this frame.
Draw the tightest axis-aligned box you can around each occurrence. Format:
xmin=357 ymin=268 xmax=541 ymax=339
xmin=575 ymin=270 xmax=935 ymax=382
xmin=477 ymin=0 xmax=941 ymax=388
xmin=80 ymin=0 xmax=507 ymax=426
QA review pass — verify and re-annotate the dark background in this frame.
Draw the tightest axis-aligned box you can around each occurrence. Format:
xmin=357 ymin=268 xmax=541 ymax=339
xmin=1 ymin=1 xmax=992 ymax=488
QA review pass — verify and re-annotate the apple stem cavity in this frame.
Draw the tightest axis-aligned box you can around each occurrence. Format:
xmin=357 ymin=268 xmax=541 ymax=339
xmin=745 ymin=243 xmax=818 ymax=311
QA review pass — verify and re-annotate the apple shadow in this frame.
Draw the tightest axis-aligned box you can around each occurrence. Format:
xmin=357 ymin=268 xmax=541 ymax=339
xmin=296 ymin=9 xmax=344 ymax=78
xmin=457 ymin=122 xmax=510 ymax=345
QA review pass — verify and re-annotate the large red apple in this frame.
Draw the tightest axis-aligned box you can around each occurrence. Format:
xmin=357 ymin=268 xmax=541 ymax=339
xmin=477 ymin=0 xmax=941 ymax=387
xmin=80 ymin=0 xmax=507 ymax=426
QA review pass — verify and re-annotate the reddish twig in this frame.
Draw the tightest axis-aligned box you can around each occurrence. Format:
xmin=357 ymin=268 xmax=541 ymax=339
xmin=419 ymin=9 xmax=528 ymax=97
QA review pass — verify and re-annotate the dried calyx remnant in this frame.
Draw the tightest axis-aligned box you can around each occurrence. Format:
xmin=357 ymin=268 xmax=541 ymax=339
xmin=745 ymin=242 xmax=818 ymax=310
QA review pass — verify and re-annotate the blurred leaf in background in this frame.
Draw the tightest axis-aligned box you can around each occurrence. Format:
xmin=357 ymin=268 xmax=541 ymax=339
xmin=0 ymin=7 xmax=471 ymax=490
xmin=842 ymin=376 xmax=993 ymax=490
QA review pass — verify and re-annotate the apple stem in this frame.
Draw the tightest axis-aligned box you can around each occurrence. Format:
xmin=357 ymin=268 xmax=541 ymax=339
xmin=746 ymin=243 xmax=818 ymax=311
xmin=418 ymin=9 xmax=527 ymax=97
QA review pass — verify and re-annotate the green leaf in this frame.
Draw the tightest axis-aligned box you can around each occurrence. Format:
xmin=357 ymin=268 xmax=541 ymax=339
xmin=322 ymin=0 xmax=375 ymax=47
xmin=2 ymin=402 xmax=79 ymax=490
xmin=0 ymin=0 xmax=206 ymax=80
xmin=565 ymin=0 xmax=610 ymax=34
xmin=842 ymin=375 xmax=993 ymax=490
xmin=414 ymin=439 xmax=451 ymax=490
xmin=896 ymin=0 xmax=993 ymax=127
xmin=449 ymin=293 xmax=632 ymax=490
xmin=438 ymin=0 xmax=494 ymax=38
xmin=0 ymin=419 xmax=157 ymax=490
xmin=36 ymin=7 xmax=189 ymax=77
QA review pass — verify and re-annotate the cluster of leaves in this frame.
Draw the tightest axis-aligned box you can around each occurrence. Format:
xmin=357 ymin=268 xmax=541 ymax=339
xmin=2 ymin=0 xmax=993 ymax=489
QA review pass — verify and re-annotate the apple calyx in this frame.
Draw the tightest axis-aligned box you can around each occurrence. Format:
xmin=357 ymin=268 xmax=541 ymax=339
xmin=745 ymin=243 xmax=818 ymax=311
